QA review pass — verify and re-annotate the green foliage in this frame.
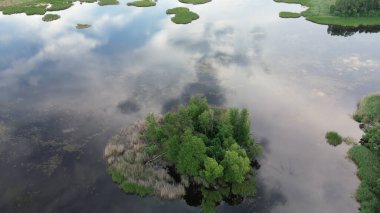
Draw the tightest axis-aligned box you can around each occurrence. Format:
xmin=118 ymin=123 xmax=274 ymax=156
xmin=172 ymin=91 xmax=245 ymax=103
xmin=166 ymin=7 xmax=200 ymax=24
xmin=354 ymin=94 xmax=380 ymax=124
xmin=42 ymin=13 xmax=60 ymax=21
xmin=348 ymin=145 xmax=380 ymax=213
xmin=325 ymin=131 xmax=343 ymax=146
xmin=2 ymin=6 xmax=46 ymax=15
xmin=140 ymin=96 xmax=260 ymax=211
xmin=76 ymin=23 xmax=91 ymax=29
xmin=331 ymin=0 xmax=379 ymax=16
xmin=127 ymin=0 xmax=156 ymax=7
xmin=363 ymin=125 xmax=380 ymax=157
xmin=201 ymin=157 xmax=224 ymax=184
xmin=120 ymin=181 xmax=154 ymax=196
xmin=221 ymin=146 xmax=250 ymax=183
xmin=177 ymin=130 xmax=207 ymax=176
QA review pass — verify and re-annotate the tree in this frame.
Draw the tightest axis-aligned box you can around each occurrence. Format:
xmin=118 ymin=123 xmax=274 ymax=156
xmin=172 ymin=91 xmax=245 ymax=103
xmin=202 ymin=157 xmax=224 ymax=184
xmin=221 ymin=147 xmax=250 ymax=183
xmin=177 ymin=130 xmax=207 ymax=176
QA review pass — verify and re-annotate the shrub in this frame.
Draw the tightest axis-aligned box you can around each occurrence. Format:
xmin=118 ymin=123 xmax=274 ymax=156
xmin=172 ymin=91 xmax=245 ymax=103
xmin=325 ymin=131 xmax=343 ymax=146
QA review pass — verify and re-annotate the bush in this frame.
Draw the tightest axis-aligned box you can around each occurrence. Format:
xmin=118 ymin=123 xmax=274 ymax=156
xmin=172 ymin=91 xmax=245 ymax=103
xmin=325 ymin=131 xmax=343 ymax=146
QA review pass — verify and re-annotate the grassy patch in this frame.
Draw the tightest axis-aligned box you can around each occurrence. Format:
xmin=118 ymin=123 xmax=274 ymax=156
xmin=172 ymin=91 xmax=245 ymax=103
xmin=127 ymin=0 xmax=156 ymax=7
xmin=98 ymin=0 xmax=119 ymax=6
xmin=348 ymin=145 xmax=380 ymax=213
xmin=166 ymin=7 xmax=199 ymax=24
xmin=76 ymin=23 xmax=91 ymax=29
xmin=274 ymin=0 xmax=380 ymax=26
xmin=42 ymin=13 xmax=60 ymax=21
xmin=354 ymin=94 xmax=380 ymax=125
xmin=325 ymin=131 xmax=342 ymax=146
xmin=279 ymin=11 xmax=301 ymax=18
xmin=108 ymin=168 xmax=154 ymax=196
xmin=2 ymin=5 xmax=47 ymax=15
xmin=178 ymin=0 xmax=211 ymax=4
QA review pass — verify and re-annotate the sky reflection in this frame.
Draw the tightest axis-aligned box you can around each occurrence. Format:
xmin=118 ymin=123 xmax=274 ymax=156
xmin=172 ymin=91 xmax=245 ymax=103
xmin=1 ymin=0 xmax=380 ymax=212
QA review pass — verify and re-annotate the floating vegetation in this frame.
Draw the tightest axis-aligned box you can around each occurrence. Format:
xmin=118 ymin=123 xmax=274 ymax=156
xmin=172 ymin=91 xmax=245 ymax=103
xmin=42 ymin=14 xmax=60 ymax=22
xmin=166 ymin=7 xmax=199 ymax=24
xmin=279 ymin=11 xmax=301 ymax=18
xmin=127 ymin=0 xmax=156 ymax=7
xmin=76 ymin=23 xmax=92 ymax=29
xmin=343 ymin=136 xmax=356 ymax=146
xmin=178 ymin=0 xmax=211 ymax=4
xmin=98 ymin=0 xmax=119 ymax=6
xmin=353 ymin=93 xmax=380 ymax=126
xmin=325 ymin=131 xmax=343 ymax=146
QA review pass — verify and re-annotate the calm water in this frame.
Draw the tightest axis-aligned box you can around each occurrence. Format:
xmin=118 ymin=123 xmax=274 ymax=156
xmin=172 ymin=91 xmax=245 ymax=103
xmin=1 ymin=0 xmax=380 ymax=212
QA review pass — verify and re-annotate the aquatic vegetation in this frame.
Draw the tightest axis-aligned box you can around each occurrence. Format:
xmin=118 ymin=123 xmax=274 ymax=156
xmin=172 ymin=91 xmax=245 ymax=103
xmin=42 ymin=14 xmax=60 ymax=22
xmin=76 ymin=23 xmax=92 ymax=29
xmin=348 ymin=145 xmax=380 ymax=213
xmin=166 ymin=7 xmax=199 ymax=24
xmin=127 ymin=0 xmax=156 ymax=7
xmin=98 ymin=0 xmax=119 ymax=6
xmin=353 ymin=94 xmax=380 ymax=125
xmin=343 ymin=136 xmax=357 ymax=145
xmin=279 ymin=11 xmax=301 ymax=18
xmin=274 ymin=0 xmax=380 ymax=26
xmin=178 ymin=0 xmax=211 ymax=4
xmin=325 ymin=131 xmax=343 ymax=146
xmin=105 ymin=97 xmax=261 ymax=212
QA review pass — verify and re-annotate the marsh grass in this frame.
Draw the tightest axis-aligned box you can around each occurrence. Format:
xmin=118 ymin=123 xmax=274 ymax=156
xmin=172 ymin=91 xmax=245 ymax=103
xmin=279 ymin=11 xmax=301 ymax=18
xmin=354 ymin=94 xmax=380 ymax=125
xmin=325 ymin=131 xmax=343 ymax=146
xmin=178 ymin=0 xmax=211 ymax=4
xmin=274 ymin=0 xmax=380 ymax=26
xmin=42 ymin=13 xmax=60 ymax=21
xmin=348 ymin=145 xmax=380 ymax=212
xmin=166 ymin=7 xmax=199 ymax=24
xmin=98 ymin=0 xmax=119 ymax=6
xmin=127 ymin=0 xmax=156 ymax=7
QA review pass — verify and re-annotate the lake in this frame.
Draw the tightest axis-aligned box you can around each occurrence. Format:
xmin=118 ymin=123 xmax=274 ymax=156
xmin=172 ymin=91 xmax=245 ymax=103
xmin=1 ymin=0 xmax=380 ymax=212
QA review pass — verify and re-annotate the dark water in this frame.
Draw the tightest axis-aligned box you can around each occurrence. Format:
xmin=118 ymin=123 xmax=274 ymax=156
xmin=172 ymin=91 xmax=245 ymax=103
xmin=1 ymin=0 xmax=380 ymax=212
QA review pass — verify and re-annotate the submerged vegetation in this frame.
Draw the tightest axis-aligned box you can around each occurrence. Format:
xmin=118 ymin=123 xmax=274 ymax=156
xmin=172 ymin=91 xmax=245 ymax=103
xmin=104 ymin=97 xmax=262 ymax=212
xmin=166 ymin=7 xmax=199 ymax=24
xmin=348 ymin=93 xmax=380 ymax=213
xmin=76 ymin=23 xmax=91 ymax=29
xmin=274 ymin=0 xmax=380 ymax=26
xmin=325 ymin=131 xmax=343 ymax=146
xmin=42 ymin=14 xmax=60 ymax=22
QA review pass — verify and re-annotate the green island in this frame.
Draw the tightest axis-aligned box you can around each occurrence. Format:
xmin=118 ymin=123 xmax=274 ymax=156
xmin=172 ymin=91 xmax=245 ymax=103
xmin=325 ymin=131 xmax=343 ymax=146
xmin=76 ymin=23 xmax=91 ymax=29
xmin=127 ymin=0 xmax=156 ymax=7
xmin=178 ymin=0 xmax=211 ymax=4
xmin=104 ymin=97 xmax=262 ymax=213
xmin=348 ymin=93 xmax=380 ymax=213
xmin=274 ymin=0 xmax=380 ymax=26
xmin=166 ymin=7 xmax=199 ymax=24
xmin=42 ymin=13 xmax=60 ymax=21
xmin=98 ymin=0 xmax=119 ymax=6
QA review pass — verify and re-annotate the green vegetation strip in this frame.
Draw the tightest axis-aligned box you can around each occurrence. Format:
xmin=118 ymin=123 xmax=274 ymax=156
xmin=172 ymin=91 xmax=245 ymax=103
xmin=279 ymin=11 xmax=301 ymax=18
xmin=354 ymin=94 xmax=380 ymax=125
xmin=325 ymin=131 xmax=343 ymax=146
xmin=42 ymin=14 xmax=60 ymax=21
xmin=166 ymin=7 xmax=199 ymax=24
xmin=274 ymin=0 xmax=380 ymax=26
xmin=127 ymin=0 xmax=156 ymax=7
xmin=98 ymin=0 xmax=119 ymax=6
xmin=348 ymin=145 xmax=380 ymax=213
xmin=178 ymin=0 xmax=211 ymax=5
